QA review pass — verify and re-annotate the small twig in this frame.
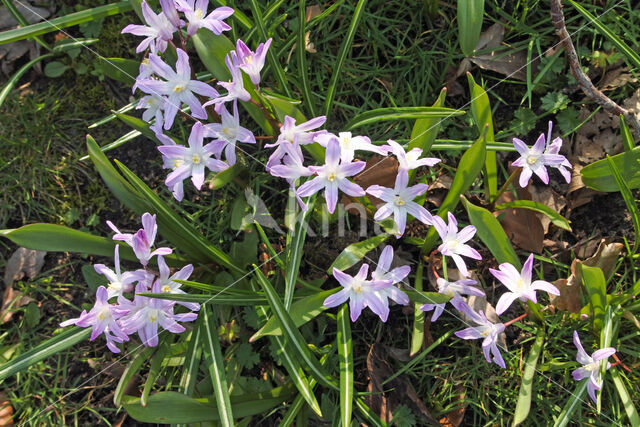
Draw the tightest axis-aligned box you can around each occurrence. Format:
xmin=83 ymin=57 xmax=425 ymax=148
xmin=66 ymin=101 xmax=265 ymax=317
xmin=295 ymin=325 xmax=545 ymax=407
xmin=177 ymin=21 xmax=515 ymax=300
xmin=549 ymin=0 xmax=640 ymax=139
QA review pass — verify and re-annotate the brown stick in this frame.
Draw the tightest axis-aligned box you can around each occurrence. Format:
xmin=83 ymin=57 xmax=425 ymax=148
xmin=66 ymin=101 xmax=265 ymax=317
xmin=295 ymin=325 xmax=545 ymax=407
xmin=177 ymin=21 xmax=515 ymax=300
xmin=549 ymin=0 xmax=640 ymax=139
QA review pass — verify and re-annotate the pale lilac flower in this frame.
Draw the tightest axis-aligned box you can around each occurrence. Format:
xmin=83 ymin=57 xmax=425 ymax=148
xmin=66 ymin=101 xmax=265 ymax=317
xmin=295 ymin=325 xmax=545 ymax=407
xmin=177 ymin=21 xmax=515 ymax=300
xmin=420 ymin=278 xmax=485 ymax=322
xmin=157 ymin=138 xmax=186 ymax=201
xmin=433 ymin=212 xmax=481 ymax=277
xmin=94 ymin=245 xmax=147 ymax=299
xmin=132 ymin=57 xmax=154 ymax=93
xmin=297 ymin=138 xmax=365 ymax=214
xmin=155 ymin=256 xmax=200 ymax=311
xmin=175 ymin=0 xmax=233 ymax=37
xmin=118 ymin=282 xmax=198 ymax=347
xmin=60 ymin=286 xmax=129 ymax=353
xmin=512 ymin=124 xmax=569 ymax=187
xmin=370 ymin=245 xmax=411 ymax=306
xmin=572 ymin=331 xmax=616 ymax=403
xmin=138 ymin=49 xmax=219 ymax=129
xmin=234 ymin=38 xmax=272 ymax=85
xmin=110 ymin=213 xmax=173 ymax=267
xmin=269 ymin=148 xmax=313 ymax=210
xmin=202 ymin=101 xmax=255 ymax=165
xmin=158 ymin=121 xmax=229 ymax=195
xmin=316 ymin=132 xmax=387 ymax=163
xmin=324 ymin=264 xmax=393 ymax=322
xmin=385 ymin=139 xmax=440 ymax=186
xmin=265 ymin=115 xmax=326 ymax=170
xmin=136 ymin=94 xmax=165 ymax=134
xmin=451 ymin=297 xmax=506 ymax=369
xmin=159 ymin=0 xmax=182 ymax=28
xmin=543 ymin=121 xmax=572 ymax=183
xmin=205 ymin=54 xmax=251 ymax=112
xmin=121 ymin=0 xmax=179 ymax=53
xmin=366 ymin=171 xmax=433 ymax=236
xmin=491 ymin=253 xmax=560 ymax=315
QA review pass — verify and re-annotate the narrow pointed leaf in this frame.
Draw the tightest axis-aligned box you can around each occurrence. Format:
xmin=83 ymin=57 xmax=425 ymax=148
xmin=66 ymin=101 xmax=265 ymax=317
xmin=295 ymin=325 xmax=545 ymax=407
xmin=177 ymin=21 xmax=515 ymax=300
xmin=606 ymin=155 xmax=640 ymax=253
xmin=179 ymin=321 xmax=203 ymax=396
xmin=580 ymin=265 xmax=606 ymax=331
xmin=494 ymin=200 xmax=571 ymax=231
xmin=0 ymin=327 xmax=90 ymax=381
xmin=513 ymin=328 xmax=545 ymax=426
xmin=581 ymin=146 xmax=640 ymax=191
xmin=461 ymin=195 xmax=520 ymax=267
xmin=252 ymin=267 xmax=338 ymax=390
xmin=328 ymin=233 xmax=390 ymax=273
xmin=114 ymin=346 xmax=155 ymax=407
xmin=553 ymin=380 xmax=588 ymax=427
xmin=408 ymin=87 xmax=447 ymax=183
xmin=202 ymin=305 xmax=234 ymax=426
xmin=346 ymin=106 xmax=464 ymax=130
xmin=410 ymin=262 xmax=426 ymax=356
xmin=141 ymin=340 xmax=169 ymax=407
xmin=285 ymin=199 xmax=314 ymax=309
xmin=457 ymin=0 xmax=485 ymax=56
xmin=610 ymin=369 xmax=640 ymax=426
xmin=337 ymin=305 xmax=353 ymax=426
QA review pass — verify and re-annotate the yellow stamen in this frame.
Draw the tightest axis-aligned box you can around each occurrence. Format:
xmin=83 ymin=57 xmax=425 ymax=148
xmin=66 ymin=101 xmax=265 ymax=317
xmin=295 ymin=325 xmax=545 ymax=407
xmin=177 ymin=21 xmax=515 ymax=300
xmin=327 ymin=172 xmax=336 ymax=181
xmin=162 ymin=285 xmax=171 ymax=293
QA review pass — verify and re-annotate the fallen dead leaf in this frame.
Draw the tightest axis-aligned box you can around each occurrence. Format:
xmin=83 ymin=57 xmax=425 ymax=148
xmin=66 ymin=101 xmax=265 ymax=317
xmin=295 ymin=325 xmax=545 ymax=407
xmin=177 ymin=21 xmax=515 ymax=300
xmin=303 ymin=5 xmax=322 ymax=53
xmin=599 ymin=65 xmax=637 ymax=92
xmin=550 ymin=239 xmax=623 ymax=312
xmin=0 ymin=395 xmax=13 ymax=427
xmin=366 ymin=344 xmax=438 ymax=425
xmin=495 ymin=190 xmax=544 ymax=253
xmin=3 ymin=247 xmax=46 ymax=286
xmin=1 ymin=287 xmax=35 ymax=324
xmin=439 ymin=385 xmax=466 ymax=427
xmin=342 ymin=155 xmax=398 ymax=211
xmin=527 ymin=186 xmax=567 ymax=234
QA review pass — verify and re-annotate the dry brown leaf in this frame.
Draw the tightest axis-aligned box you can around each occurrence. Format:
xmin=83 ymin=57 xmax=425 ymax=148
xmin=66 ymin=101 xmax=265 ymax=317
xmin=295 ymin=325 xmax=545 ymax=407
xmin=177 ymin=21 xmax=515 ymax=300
xmin=344 ymin=155 xmax=398 ymax=210
xmin=366 ymin=344 xmax=438 ymax=425
xmin=3 ymin=247 xmax=46 ymax=286
xmin=495 ymin=190 xmax=544 ymax=253
xmin=303 ymin=5 xmax=322 ymax=53
xmin=439 ymin=385 xmax=466 ymax=427
xmin=599 ymin=66 xmax=637 ymax=91
xmin=550 ymin=239 xmax=623 ymax=312
xmin=1 ymin=287 xmax=34 ymax=324
xmin=0 ymin=395 xmax=13 ymax=427
xmin=527 ymin=186 xmax=567 ymax=234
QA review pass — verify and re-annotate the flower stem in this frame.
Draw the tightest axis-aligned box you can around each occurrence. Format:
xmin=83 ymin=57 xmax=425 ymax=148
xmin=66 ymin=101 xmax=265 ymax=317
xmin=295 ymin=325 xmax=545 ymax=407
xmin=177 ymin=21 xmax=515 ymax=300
xmin=491 ymin=168 xmax=520 ymax=205
xmin=503 ymin=312 xmax=528 ymax=327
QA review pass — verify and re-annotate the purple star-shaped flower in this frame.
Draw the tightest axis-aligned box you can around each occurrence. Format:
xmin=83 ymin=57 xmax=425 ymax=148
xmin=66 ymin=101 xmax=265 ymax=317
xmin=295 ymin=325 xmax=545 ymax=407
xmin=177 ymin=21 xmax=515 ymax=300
xmin=94 ymin=245 xmax=147 ymax=299
xmin=154 ymin=256 xmax=200 ymax=312
xmin=175 ymin=0 xmax=233 ymax=36
xmin=137 ymin=49 xmax=219 ymax=129
xmin=121 ymin=0 xmax=181 ymax=53
xmin=451 ymin=297 xmax=506 ymax=369
xmin=60 ymin=286 xmax=129 ymax=353
xmin=324 ymin=264 xmax=393 ymax=322
xmin=370 ymin=245 xmax=411 ymax=306
xmin=234 ymin=38 xmax=272 ymax=85
xmin=491 ymin=253 xmax=560 ymax=315
xmin=571 ymin=331 xmax=616 ymax=404
xmin=265 ymin=115 xmax=326 ymax=170
xmin=297 ymin=138 xmax=365 ymax=214
xmin=512 ymin=123 xmax=569 ymax=187
xmin=420 ymin=278 xmax=485 ymax=322
xmin=433 ymin=212 xmax=482 ymax=277
xmin=202 ymin=100 xmax=256 ymax=165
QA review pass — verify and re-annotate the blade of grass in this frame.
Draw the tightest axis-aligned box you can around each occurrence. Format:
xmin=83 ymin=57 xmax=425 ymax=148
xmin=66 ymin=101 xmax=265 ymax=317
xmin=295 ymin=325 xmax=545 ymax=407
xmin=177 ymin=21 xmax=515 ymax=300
xmin=553 ymin=380 xmax=588 ymax=427
xmin=179 ymin=319 xmax=203 ymax=396
xmin=284 ymin=198 xmax=314 ymax=309
xmin=337 ymin=305 xmax=353 ymax=426
xmin=279 ymin=354 xmax=330 ymax=427
xmin=610 ymin=369 xmax=640 ymax=425
xmin=619 ymin=115 xmax=635 ymax=152
xmin=114 ymin=346 xmax=155 ymax=406
xmin=0 ymin=0 xmax=50 ymax=49
xmin=297 ymin=0 xmax=317 ymax=116
xmin=0 ymin=1 xmax=132 ymax=44
xmin=0 ymin=53 xmax=54 ymax=108
xmin=141 ymin=340 xmax=169 ymax=407
xmin=323 ymin=0 xmax=368 ymax=121
xmin=202 ymin=305 xmax=234 ymax=426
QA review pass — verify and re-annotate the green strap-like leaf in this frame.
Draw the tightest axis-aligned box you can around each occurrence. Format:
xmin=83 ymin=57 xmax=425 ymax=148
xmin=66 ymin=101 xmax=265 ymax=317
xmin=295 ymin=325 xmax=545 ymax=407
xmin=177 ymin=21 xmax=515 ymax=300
xmin=250 ymin=290 xmax=336 ymax=340
xmin=0 ymin=223 xmax=138 ymax=261
xmin=179 ymin=322 xmax=203 ymax=396
xmin=553 ymin=380 xmax=588 ymax=427
xmin=494 ymin=200 xmax=571 ymax=231
xmin=619 ymin=115 xmax=635 ymax=152
xmin=337 ymin=305 xmax=354 ymax=426
xmin=252 ymin=267 xmax=338 ymax=390
xmin=410 ymin=262 xmax=426 ymax=357
xmin=581 ymin=265 xmax=606 ymax=332
xmin=328 ymin=233 xmax=390 ymax=273
xmin=115 ymin=346 xmax=155 ymax=407
xmin=461 ymin=195 xmax=520 ymax=267
xmin=0 ymin=1 xmax=132 ymax=44
xmin=97 ymin=57 xmax=139 ymax=86
xmin=467 ymin=73 xmax=497 ymax=201
xmin=202 ymin=306 xmax=234 ymax=426
xmin=513 ymin=328 xmax=545 ymax=426
xmin=0 ymin=327 xmax=90 ymax=381
xmin=141 ymin=340 xmax=170 ymax=407
xmin=606 ymin=155 xmax=640 ymax=253
xmin=285 ymin=199 xmax=314 ymax=309
xmin=122 ymin=387 xmax=296 ymax=423
xmin=408 ymin=87 xmax=447 ymax=183
xmin=0 ymin=53 xmax=54 ymax=107
xmin=581 ymin=146 xmax=640 ymax=192
xmin=457 ymin=0 xmax=485 ymax=57
xmin=421 ymin=133 xmax=486 ymax=254
xmin=610 ymin=369 xmax=640 ymax=425
xmin=346 ymin=106 xmax=465 ymax=130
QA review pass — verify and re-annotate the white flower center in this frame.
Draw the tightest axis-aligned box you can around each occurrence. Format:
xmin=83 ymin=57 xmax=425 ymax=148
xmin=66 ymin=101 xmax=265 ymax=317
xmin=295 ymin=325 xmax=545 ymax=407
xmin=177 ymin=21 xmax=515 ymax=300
xmin=97 ymin=306 xmax=111 ymax=321
xmin=527 ymin=155 xmax=538 ymax=165
xmin=194 ymin=8 xmax=204 ymax=19
xmin=162 ymin=284 xmax=172 ymax=293
xmin=282 ymin=130 xmax=295 ymax=143
xmin=173 ymin=82 xmax=187 ymax=93
xmin=245 ymin=55 xmax=253 ymax=65
xmin=446 ymin=239 xmax=459 ymax=250
xmin=352 ymin=281 xmax=364 ymax=293
xmin=327 ymin=172 xmax=337 ymax=182
xmin=108 ymin=281 xmax=123 ymax=292
xmin=148 ymin=309 xmax=159 ymax=323
xmin=173 ymin=159 xmax=184 ymax=170
xmin=222 ymin=127 xmax=236 ymax=139
xmin=514 ymin=278 xmax=528 ymax=292
xmin=339 ymin=135 xmax=351 ymax=148
xmin=191 ymin=153 xmax=202 ymax=164
xmin=395 ymin=196 xmax=405 ymax=206
xmin=585 ymin=361 xmax=600 ymax=372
